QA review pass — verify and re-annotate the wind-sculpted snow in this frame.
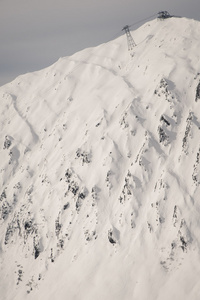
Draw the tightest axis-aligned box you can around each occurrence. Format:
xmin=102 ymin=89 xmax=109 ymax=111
xmin=1 ymin=17 xmax=200 ymax=300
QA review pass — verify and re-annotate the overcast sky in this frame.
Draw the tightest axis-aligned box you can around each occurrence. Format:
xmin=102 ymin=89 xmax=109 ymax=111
xmin=1 ymin=0 xmax=200 ymax=86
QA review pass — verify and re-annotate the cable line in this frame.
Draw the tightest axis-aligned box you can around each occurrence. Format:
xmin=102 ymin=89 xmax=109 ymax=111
xmin=105 ymin=13 xmax=158 ymax=44
xmin=129 ymin=13 xmax=158 ymax=28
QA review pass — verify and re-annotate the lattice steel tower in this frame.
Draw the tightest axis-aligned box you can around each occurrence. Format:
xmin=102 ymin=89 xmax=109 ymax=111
xmin=122 ymin=25 xmax=136 ymax=51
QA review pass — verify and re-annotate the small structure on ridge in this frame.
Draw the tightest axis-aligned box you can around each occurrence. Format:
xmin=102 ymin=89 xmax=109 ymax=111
xmin=157 ymin=11 xmax=171 ymax=20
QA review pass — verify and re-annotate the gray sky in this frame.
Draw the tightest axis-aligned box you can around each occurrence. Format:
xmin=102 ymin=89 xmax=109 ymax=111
xmin=1 ymin=0 xmax=200 ymax=86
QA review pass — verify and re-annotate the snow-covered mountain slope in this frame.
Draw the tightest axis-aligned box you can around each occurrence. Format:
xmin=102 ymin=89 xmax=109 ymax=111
xmin=1 ymin=16 xmax=200 ymax=300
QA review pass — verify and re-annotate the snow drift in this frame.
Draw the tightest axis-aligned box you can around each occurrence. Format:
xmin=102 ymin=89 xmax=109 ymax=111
xmin=1 ymin=16 xmax=200 ymax=300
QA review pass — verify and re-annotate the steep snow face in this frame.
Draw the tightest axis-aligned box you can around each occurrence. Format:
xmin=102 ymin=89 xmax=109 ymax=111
xmin=1 ymin=17 xmax=200 ymax=300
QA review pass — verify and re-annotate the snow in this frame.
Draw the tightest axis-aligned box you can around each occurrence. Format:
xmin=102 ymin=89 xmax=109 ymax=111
xmin=1 ymin=16 xmax=200 ymax=300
